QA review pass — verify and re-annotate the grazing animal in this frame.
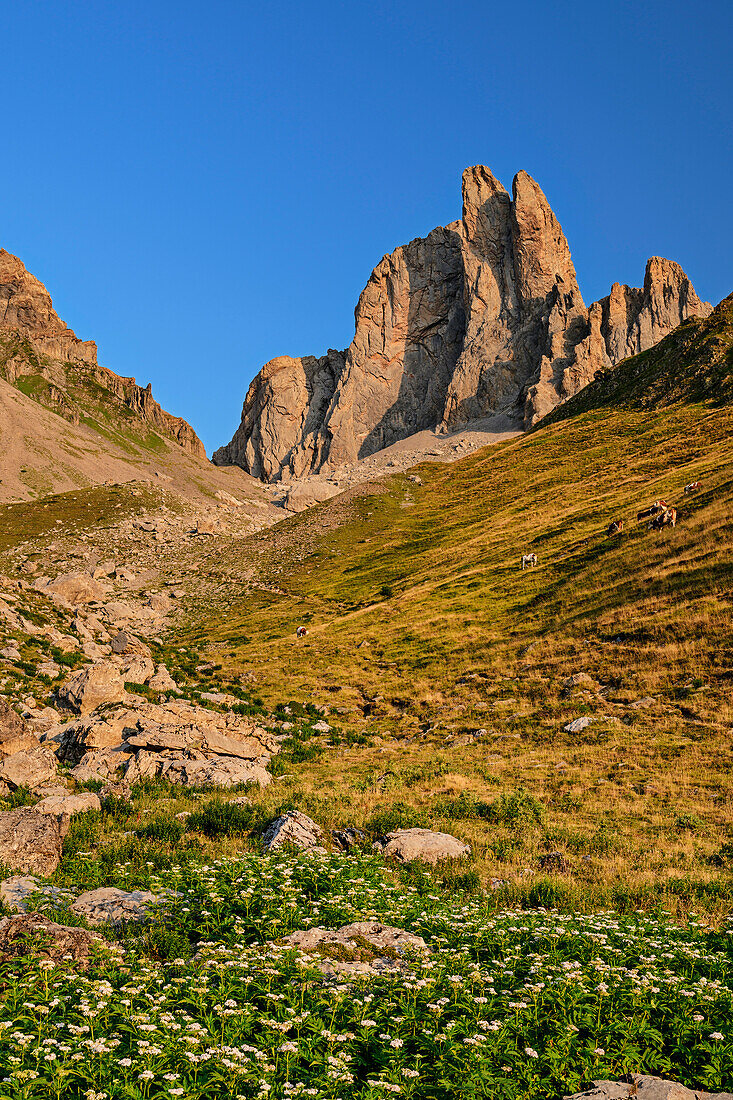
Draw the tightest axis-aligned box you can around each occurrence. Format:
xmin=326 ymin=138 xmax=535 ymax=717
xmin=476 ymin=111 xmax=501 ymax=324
xmin=649 ymin=506 xmax=677 ymax=530
xmin=296 ymin=626 xmax=309 ymax=638
xmin=521 ymin=553 xmax=538 ymax=570
xmin=684 ymin=481 xmax=700 ymax=494
xmin=607 ymin=519 xmax=624 ymax=536
xmin=637 ymin=500 xmax=668 ymax=522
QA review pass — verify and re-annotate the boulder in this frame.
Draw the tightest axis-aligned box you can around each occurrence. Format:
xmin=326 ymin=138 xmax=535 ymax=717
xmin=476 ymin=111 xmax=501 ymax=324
xmin=57 ymin=661 xmax=126 ymax=714
xmin=147 ymin=664 xmax=179 ymax=693
xmin=38 ymin=571 xmax=109 ymax=607
xmin=564 ymin=716 xmax=593 ymax=733
xmin=0 ymin=875 xmax=75 ymax=913
xmin=331 ymin=826 xmax=367 ymax=851
xmin=111 ymin=630 xmax=152 ymax=657
xmin=0 ymin=809 xmax=64 ymax=875
xmin=0 ymin=747 xmax=58 ymax=790
xmin=118 ymin=655 xmax=155 ymax=684
xmin=262 ymin=810 xmax=325 ymax=851
xmin=71 ymin=886 xmax=159 ymax=926
xmin=35 ymin=792 xmax=102 ymax=818
xmin=565 ymin=1076 xmax=733 ymax=1100
xmin=283 ymin=479 xmax=340 ymax=513
xmin=281 ymin=920 xmax=427 ymax=976
xmin=376 ymin=827 xmax=470 ymax=864
xmin=0 ymin=699 xmax=39 ymax=758
xmin=0 ymin=913 xmax=104 ymax=967
xmin=563 ymin=672 xmax=596 ymax=692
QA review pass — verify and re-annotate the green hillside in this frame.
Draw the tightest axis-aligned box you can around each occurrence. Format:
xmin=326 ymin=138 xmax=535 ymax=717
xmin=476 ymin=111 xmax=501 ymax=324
xmin=164 ymin=309 xmax=733 ymax=914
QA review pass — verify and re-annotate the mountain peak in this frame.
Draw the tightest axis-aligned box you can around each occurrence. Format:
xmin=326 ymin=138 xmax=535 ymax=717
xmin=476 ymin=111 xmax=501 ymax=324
xmin=213 ymin=164 xmax=713 ymax=481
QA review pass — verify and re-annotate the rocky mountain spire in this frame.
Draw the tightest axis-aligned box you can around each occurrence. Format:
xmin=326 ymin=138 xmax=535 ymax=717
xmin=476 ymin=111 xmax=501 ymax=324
xmin=214 ymin=166 xmax=712 ymax=479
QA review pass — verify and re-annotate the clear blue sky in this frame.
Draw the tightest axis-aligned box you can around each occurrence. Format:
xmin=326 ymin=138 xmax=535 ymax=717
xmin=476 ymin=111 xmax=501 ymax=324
xmin=4 ymin=0 xmax=731 ymax=454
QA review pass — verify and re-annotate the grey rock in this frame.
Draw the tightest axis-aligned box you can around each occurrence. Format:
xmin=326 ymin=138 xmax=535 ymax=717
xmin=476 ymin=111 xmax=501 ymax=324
xmin=564 ymin=716 xmax=593 ymax=733
xmin=331 ymin=826 xmax=367 ymax=851
xmin=281 ymin=920 xmax=427 ymax=976
xmin=71 ymin=886 xmax=159 ymax=926
xmin=0 ymin=912 xmax=104 ymax=967
xmin=376 ymin=827 xmax=471 ymax=864
xmin=262 ymin=810 xmax=325 ymax=851
xmin=0 ymin=809 xmax=64 ymax=875
xmin=0 ymin=875 xmax=75 ymax=913
xmin=565 ymin=1076 xmax=733 ymax=1100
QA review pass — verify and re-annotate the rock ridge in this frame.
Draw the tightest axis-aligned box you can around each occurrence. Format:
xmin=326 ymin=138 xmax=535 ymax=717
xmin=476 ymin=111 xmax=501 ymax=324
xmin=214 ymin=166 xmax=711 ymax=479
xmin=0 ymin=248 xmax=205 ymax=458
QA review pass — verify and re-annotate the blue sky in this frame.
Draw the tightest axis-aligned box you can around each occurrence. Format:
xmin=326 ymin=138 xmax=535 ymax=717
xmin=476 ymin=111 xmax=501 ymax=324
xmin=4 ymin=0 xmax=731 ymax=454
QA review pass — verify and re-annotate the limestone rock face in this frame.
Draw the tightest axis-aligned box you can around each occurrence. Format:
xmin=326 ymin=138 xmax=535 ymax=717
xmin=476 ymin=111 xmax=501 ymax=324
xmin=216 ymin=166 xmax=711 ymax=478
xmin=316 ymin=227 xmax=465 ymax=470
xmin=213 ymin=351 xmax=345 ymax=479
xmin=0 ymin=249 xmax=97 ymax=364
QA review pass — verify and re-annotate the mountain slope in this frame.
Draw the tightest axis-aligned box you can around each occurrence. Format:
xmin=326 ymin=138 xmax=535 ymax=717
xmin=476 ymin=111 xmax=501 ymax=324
xmin=151 ymin=312 xmax=733 ymax=909
xmin=175 ymin=302 xmax=731 ymax=744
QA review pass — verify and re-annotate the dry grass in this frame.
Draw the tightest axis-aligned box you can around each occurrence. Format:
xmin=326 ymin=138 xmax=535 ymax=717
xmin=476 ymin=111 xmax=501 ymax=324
xmin=160 ymin=398 xmax=733 ymax=915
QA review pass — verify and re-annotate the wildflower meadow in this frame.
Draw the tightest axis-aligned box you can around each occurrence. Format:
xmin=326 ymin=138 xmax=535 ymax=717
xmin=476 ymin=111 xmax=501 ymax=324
xmin=2 ymin=851 xmax=732 ymax=1100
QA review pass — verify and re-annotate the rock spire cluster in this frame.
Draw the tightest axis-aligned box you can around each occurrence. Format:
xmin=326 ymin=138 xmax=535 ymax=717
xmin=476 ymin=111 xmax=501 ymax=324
xmin=214 ymin=166 xmax=710 ymax=480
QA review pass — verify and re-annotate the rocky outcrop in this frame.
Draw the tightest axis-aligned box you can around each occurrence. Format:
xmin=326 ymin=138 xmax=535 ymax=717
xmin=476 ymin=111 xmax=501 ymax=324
xmin=54 ymin=699 xmax=279 ymax=788
xmin=0 ymin=249 xmax=97 ymax=364
xmin=0 ymin=248 xmax=206 ymax=458
xmin=216 ymin=166 xmax=711 ymax=479
xmin=566 ymin=1076 xmax=733 ymax=1100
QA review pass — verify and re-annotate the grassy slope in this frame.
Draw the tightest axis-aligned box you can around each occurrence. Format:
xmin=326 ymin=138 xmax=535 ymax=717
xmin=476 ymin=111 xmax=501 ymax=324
xmin=167 ymin=309 xmax=733 ymax=915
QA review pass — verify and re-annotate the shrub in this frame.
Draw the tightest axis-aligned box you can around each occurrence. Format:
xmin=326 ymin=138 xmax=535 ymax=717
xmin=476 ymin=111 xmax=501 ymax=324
xmin=136 ymin=817 xmax=185 ymax=843
xmin=365 ymin=802 xmax=424 ymax=837
xmin=186 ymin=800 xmax=265 ymax=838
